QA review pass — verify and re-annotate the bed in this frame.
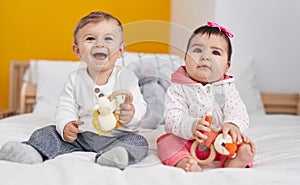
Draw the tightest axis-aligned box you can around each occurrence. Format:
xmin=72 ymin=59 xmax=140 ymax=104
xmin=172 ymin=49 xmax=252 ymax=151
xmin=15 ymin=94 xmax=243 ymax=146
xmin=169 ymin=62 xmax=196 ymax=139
xmin=1 ymin=52 xmax=300 ymax=185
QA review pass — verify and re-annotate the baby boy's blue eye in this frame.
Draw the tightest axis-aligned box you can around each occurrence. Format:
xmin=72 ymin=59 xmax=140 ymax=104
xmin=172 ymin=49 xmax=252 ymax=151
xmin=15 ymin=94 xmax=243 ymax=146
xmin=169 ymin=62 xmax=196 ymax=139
xmin=104 ymin=36 xmax=113 ymax=41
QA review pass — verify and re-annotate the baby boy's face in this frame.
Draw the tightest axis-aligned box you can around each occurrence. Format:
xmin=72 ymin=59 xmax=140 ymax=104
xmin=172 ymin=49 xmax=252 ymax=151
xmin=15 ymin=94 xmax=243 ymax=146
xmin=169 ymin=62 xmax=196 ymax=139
xmin=73 ymin=20 xmax=124 ymax=72
xmin=185 ymin=33 xmax=230 ymax=84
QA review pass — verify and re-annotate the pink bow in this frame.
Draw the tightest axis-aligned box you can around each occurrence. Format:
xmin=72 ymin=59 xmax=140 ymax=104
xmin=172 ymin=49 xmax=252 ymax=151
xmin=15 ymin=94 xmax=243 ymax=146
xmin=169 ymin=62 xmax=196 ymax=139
xmin=207 ymin=22 xmax=234 ymax=38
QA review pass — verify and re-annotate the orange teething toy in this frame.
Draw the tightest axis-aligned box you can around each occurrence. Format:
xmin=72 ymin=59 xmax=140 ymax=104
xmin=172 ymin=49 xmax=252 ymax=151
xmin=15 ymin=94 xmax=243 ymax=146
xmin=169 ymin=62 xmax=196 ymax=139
xmin=190 ymin=113 xmax=241 ymax=165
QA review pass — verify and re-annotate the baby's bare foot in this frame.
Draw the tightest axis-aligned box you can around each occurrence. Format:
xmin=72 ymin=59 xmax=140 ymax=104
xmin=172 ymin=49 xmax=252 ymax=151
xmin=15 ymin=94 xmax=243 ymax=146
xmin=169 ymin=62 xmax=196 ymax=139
xmin=224 ymin=143 xmax=255 ymax=168
xmin=175 ymin=158 xmax=202 ymax=172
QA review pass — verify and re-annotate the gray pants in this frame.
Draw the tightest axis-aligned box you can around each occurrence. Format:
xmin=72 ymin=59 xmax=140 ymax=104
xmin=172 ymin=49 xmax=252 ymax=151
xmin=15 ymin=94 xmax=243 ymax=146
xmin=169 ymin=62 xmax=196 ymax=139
xmin=24 ymin=125 xmax=148 ymax=165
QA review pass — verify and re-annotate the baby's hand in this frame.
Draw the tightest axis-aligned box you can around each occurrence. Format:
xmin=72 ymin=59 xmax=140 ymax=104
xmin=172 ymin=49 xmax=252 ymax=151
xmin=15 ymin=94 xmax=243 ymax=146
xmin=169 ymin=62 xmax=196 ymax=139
xmin=192 ymin=119 xmax=211 ymax=144
xmin=221 ymin=122 xmax=243 ymax=144
xmin=63 ymin=120 xmax=84 ymax=142
xmin=118 ymin=95 xmax=135 ymax=125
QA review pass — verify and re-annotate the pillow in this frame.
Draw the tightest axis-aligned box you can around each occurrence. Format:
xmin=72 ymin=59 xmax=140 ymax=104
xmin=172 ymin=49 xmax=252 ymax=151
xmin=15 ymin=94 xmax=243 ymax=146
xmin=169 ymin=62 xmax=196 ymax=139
xmin=115 ymin=52 xmax=184 ymax=80
xmin=228 ymin=56 xmax=265 ymax=116
xmin=26 ymin=60 xmax=84 ymax=119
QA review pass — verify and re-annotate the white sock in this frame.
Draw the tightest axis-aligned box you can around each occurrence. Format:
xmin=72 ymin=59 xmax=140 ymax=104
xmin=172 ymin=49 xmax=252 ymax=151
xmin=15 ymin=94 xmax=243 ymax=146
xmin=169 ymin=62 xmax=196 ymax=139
xmin=0 ymin=141 xmax=43 ymax=164
xmin=96 ymin=146 xmax=129 ymax=170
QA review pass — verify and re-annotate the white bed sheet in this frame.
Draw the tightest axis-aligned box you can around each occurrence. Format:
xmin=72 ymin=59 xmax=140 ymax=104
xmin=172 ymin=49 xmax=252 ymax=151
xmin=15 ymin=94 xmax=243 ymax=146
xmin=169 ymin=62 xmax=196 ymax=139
xmin=0 ymin=113 xmax=300 ymax=185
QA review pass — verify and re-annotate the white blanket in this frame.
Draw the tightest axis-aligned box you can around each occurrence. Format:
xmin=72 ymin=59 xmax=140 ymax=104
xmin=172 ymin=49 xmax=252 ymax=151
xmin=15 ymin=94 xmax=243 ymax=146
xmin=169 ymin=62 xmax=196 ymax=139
xmin=0 ymin=113 xmax=300 ymax=185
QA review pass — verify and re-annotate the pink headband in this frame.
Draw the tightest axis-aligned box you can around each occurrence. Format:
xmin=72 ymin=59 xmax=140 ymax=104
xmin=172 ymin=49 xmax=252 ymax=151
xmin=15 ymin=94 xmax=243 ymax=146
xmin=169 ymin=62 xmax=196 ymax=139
xmin=207 ymin=22 xmax=234 ymax=38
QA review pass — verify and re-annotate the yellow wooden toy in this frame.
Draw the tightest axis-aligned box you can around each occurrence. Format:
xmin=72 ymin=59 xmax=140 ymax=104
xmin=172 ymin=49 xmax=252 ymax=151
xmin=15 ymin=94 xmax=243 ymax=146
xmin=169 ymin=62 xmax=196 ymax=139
xmin=92 ymin=90 xmax=133 ymax=136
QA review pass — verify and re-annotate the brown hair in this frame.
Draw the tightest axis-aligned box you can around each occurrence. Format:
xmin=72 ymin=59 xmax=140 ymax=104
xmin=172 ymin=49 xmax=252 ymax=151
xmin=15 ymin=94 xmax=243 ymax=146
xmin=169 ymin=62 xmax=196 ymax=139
xmin=73 ymin=11 xmax=123 ymax=44
xmin=186 ymin=26 xmax=233 ymax=61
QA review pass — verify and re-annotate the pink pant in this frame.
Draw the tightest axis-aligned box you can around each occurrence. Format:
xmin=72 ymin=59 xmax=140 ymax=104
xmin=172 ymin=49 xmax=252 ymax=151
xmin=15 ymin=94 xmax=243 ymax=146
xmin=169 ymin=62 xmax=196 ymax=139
xmin=157 ymin=133 xmax=253 ymax=167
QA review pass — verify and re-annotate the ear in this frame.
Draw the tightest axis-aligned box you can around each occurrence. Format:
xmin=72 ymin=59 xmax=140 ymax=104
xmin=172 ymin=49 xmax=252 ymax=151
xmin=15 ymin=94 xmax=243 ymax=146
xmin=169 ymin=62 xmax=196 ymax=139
xmin=225 ymin=61 xmax=231 ymax=73
xmin=72 ymin=43 xmax=82 ymax=58
xmin=117 ymin=43 xmax=126 ymax=58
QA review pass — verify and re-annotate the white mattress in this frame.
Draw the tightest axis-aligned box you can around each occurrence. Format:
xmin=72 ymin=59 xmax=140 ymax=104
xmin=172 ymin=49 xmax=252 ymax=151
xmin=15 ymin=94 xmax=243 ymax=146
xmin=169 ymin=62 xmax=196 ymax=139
xmin=0 ymin=113 xmax=300 ymax=185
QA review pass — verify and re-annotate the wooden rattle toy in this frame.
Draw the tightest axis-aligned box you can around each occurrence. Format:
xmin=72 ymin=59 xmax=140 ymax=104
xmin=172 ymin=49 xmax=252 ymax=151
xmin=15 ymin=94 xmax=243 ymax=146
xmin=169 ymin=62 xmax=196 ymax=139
xmin=190 ymin=113 xmax=241 ymax=165
xmin=91 ymin=89 xmax=133 ymax=135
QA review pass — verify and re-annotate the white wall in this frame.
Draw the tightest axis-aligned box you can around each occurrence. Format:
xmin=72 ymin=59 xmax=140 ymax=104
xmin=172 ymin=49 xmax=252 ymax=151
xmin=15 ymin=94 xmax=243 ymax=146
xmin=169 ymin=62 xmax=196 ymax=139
xmin=169 ymin=0 xmax=215 ymax=57
xmin=215 ymin=0 xmax=300 ymax=93
xmin=170 ymin=0 xmax=300 ymax=93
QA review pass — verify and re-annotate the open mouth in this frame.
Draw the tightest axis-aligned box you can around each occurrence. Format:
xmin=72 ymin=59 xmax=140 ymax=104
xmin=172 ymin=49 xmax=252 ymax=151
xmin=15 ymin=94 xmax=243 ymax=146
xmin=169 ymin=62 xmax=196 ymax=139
xmin=93 ymin=53 xmax=108 ymax=60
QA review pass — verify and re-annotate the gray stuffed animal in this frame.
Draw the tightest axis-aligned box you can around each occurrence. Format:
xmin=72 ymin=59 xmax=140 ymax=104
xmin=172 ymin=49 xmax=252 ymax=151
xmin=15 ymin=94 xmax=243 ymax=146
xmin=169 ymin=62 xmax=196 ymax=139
xmin=130 ymin=62 xmax=171 ymax=129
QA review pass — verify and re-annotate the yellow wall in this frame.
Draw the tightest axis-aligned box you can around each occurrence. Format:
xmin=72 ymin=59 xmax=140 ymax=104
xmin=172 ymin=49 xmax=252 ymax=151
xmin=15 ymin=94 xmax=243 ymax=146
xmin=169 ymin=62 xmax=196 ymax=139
xmin=0 ymin=0 xmax=170 ymax=109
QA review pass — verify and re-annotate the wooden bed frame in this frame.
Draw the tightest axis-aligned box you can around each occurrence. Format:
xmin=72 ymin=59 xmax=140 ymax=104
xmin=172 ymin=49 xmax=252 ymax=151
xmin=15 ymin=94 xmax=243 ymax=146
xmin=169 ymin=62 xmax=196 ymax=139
xmin=9 ymin=61 xmax=300 ymax=115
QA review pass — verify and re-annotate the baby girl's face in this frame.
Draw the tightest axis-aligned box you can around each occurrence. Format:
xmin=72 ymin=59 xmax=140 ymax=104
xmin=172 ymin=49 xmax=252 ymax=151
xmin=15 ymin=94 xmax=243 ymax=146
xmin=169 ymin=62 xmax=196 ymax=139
xmin=185 ymin=33 xmax=230 ymax=84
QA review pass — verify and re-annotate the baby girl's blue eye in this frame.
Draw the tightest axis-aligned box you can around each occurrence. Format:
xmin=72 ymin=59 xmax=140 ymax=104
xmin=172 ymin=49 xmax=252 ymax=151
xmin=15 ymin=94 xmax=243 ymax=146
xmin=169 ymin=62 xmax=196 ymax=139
xmin=193 ymin=48 xmax=201 ymax=53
